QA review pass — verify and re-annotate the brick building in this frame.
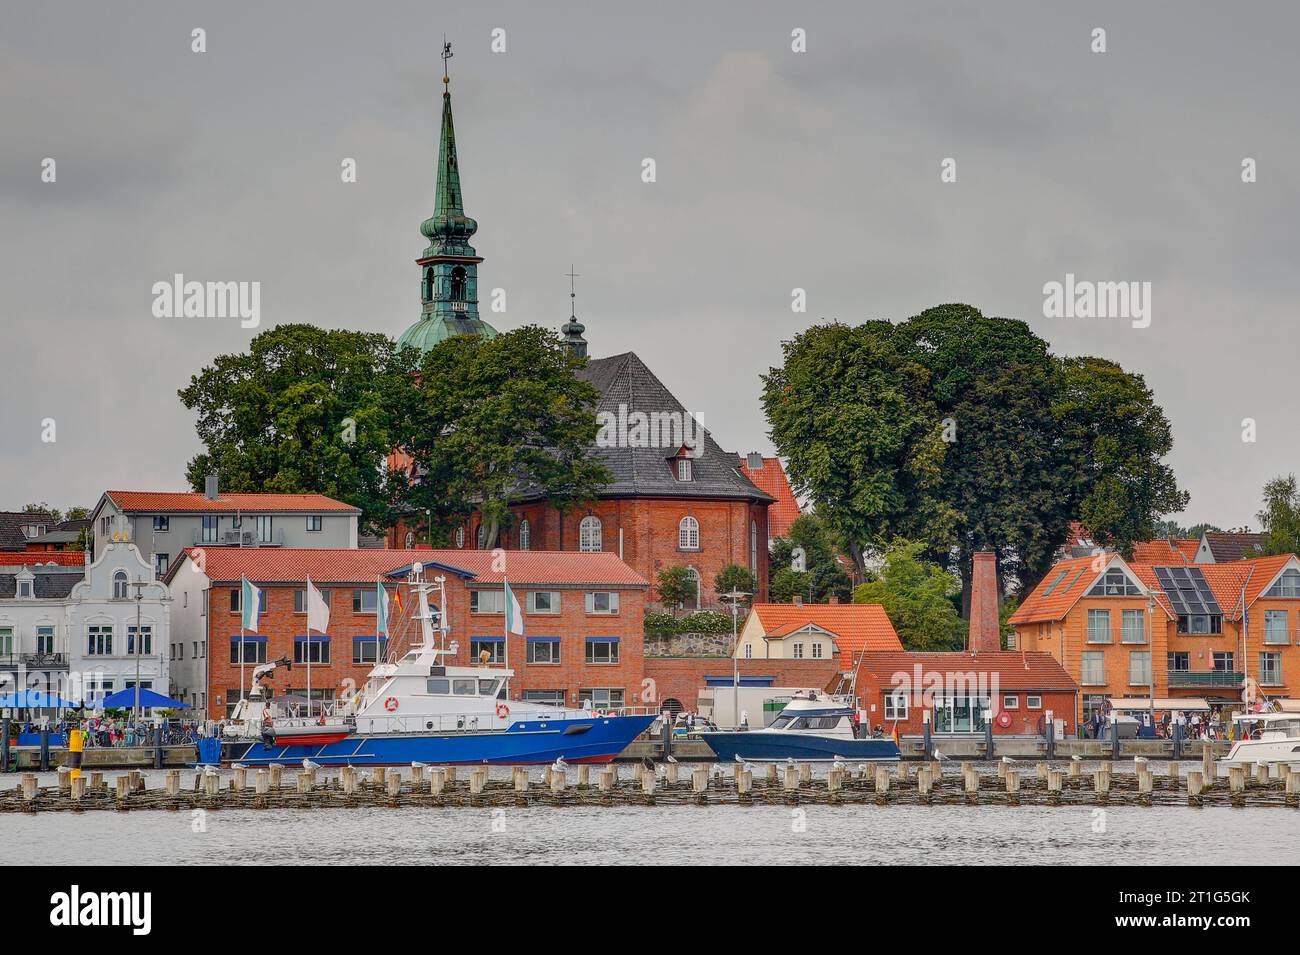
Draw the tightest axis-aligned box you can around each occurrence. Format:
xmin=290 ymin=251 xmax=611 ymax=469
xmin=855 ymin=651 xmax=1078 ymax=737
xmin=165 ymin=548 xmax=649 ymax=720
xmin=383 ymin=66 xmax=774 ymax=609
xmin=1009 ymin=551 xmax=1300 ymax=724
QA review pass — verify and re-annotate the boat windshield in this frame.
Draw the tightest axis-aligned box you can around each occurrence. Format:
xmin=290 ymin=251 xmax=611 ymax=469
xmin=770 ymin=714 xmax=846 ymax=730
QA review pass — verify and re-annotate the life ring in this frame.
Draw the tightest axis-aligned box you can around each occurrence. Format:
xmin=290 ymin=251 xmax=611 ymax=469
xmin=996 ymin=711 xmax=1012 ymax=729
xmin=495 ymin=703 xmax=510 ymax=718
xmin=384 ymin=697 xmax=399 ymax=712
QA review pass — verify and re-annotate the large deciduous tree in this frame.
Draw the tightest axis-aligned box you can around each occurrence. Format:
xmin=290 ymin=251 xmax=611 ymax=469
xmin=761 ymin=323 xmax=954 ymax=575
xmin=179 ymin=324 xmax=406 ymax=533
xmin=764 ymin=304 xmax=1188 ymax=606
xmin=852 ymin=540 xmax=967 ymax=652
xmin=395 ymin=325 xmax=610 ymax=547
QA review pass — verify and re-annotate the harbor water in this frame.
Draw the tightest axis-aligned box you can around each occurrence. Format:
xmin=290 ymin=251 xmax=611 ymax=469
xmin=3 ymin=766 xmax=1296 ymax=865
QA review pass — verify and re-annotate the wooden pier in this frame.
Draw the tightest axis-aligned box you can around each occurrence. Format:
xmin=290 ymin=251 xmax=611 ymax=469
xmin=3 ymin=760 xmax=1298 ymax=813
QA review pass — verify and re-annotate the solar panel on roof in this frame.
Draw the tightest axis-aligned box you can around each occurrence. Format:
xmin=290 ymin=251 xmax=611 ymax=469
xmin=1153 ymin=566 xmax=1221 ymax=615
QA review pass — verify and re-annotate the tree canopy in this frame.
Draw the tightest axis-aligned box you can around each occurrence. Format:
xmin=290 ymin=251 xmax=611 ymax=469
xmin=852 ymin=540 xmax=967 ymax=652
xmin=768 ymin=513 xmax=853 ymax=603
xmin=179 ymin=324 xmax=406 ymax=534
xmin=764 ymin=304 xmax=1188 ymax=604
xmin=1256 ymin=474 xmax=1300 ymax=557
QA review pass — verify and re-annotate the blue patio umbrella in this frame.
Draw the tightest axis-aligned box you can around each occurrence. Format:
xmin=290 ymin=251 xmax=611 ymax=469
xmin=98 ymin=688 xmax=190 ymax=710
xmin=0 ymin=689 xmax=80 ymax=709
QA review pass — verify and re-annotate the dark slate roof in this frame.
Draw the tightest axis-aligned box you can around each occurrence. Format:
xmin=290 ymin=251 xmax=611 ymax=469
xmin=1205 ymin=532 xmax=1266 ymax=562
xmin=0 ymin=511 xmax=55 ymax=551
xmin=0 ymin=567 xmax=85 ymax=599
xmin=556 ymin=352 xmax=772 ymax=503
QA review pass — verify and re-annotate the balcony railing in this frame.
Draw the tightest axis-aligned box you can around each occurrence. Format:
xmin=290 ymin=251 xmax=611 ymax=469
xmin=1166 ymin=670 xmax=1243 ymax=688
xmin=192 ymin=527 xmax=284 ymax=546
xmin=0 ymin=653 xmax=69 ymax=670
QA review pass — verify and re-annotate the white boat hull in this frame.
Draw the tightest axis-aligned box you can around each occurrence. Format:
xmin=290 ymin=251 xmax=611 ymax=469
xmin=1222 ymin=738 xmax=1300 ymax=764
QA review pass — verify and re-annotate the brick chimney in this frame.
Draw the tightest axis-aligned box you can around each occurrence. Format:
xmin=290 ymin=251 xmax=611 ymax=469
xmin=968 ymin=551 xmax=1001 ymax=653
xmin=792 ymin=594 xmax=803 ymax=606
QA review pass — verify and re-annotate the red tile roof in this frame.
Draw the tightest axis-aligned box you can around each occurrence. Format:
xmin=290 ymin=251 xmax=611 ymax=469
xmin=170 ymin=548 xmax=648 ymax=587
xmin=0 ymin=552 xmax=86 ymax=567
xmin=105 ymin=491 xmax=359 ymax=514
xmin=858 ymin=651 xmax=1077 ymax=691
xmin=1131 ymin=539 xmax=1198 ymax=564
xmin=1007 ymin=555 xmax=1102 ymax=624
xmin=749 ymin=603 xmax=903 ymax=668
xmin=738 ymin=456 xmax=800 ymax=538
xmin=1010 ymin=552 xmax=1299 ymax=625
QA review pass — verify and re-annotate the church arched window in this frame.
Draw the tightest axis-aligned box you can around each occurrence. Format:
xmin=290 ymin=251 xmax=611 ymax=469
xmin=678 ymin=516 xmax=699 ymax=550
xmin=750 ymin=520 xmax=758 ymax=574
xmin=423 ymin=267 xmax=435 ymax=302
xmin=476 ymin=524 xmax=487 ymax=549
xmin=450 ymin=266 xmax=467 ymax=303
xmin=579 ymin=516 xmax=602 ymax=553
xmin=518 ymin=519 xmax=531 ymax=551
xmin=684 ymin=566 xmax=701 ymax=610
xmin=455 ymin=526 xmax=465 ymax=548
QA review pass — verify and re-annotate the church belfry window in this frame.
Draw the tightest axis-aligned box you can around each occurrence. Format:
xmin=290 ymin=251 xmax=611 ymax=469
xmin=579 ymin=516 xmax=602 ymax=553
xmin=450 ymin=267 xmax=467 ymax=305
xmin=423 ymin=267 xmax=435 ymax=302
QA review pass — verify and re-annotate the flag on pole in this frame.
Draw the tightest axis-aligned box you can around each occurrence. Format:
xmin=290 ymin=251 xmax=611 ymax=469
xmin=306 ymin=576 xmax=330 ymax=633
xmin=377 ymin=581 xmax=390 ymax=637
xmin=240 ymin=576 xmax=262 ymax=632
xmin=504 ymin=580 xmax=525 ymax=636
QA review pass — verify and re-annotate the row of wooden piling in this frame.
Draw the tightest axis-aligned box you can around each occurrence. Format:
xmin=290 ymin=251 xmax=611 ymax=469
xmin=3 ymin=757 xmax=1298 ymax=813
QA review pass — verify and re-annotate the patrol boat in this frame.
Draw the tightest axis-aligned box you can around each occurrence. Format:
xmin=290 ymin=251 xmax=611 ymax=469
xmin=221 ymin=563 xmax=655 ymax=765
xmin=698 ymin=692 xmax=901 ymax=762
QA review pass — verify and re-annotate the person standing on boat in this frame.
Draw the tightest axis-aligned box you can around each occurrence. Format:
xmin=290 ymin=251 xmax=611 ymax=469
xmin=740 ymin=710 xmax=749 ymax=731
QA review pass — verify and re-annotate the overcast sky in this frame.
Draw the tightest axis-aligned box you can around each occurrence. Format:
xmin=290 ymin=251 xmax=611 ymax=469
xmin=3 ymin=1 xmax=1297 ymax=530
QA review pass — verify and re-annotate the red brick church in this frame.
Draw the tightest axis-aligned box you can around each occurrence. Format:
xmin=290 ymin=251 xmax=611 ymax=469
xmin=386 ymin=63 xmax=773 ymax=606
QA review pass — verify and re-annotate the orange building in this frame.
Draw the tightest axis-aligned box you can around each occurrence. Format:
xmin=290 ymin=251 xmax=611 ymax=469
xmin=1009 ymin=552 xmax=1300 ymax=724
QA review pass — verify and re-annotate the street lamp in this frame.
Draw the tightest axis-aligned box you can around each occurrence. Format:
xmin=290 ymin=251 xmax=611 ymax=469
xmin=129 ymin=578 xmax=150 ymax=729
xmin=719 ymin=588 xmax=752 ymax=729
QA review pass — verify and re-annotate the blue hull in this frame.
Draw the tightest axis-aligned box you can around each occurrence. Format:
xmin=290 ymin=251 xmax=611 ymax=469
xmin=221 ymin=714 xmax=655 ymax=766
xmin=699 ymin=732 xmax=901 ymax=762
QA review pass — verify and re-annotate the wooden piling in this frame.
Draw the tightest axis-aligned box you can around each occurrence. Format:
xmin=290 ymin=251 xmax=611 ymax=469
xmin=964 ymin=768 xmax=979 ymax=794
xmin=115 ymin=775 xmax=130 ymax=800
xmin=1229 ymin=766 xmax=1245 ymax=793
xmin=691 ymin=767 xmax=708 ymax=793
xmin=1036 ymin=762 xmax=1049 ymax=783
xmin=165 ymin=771 xmax=180 ymax=797
xmin=429 ymin=768 xmax=447 ymax=795
xmin=783 ymin=765 xmax=798 ymax=791
xmin=666 ymin=762 xmax=680 ymax=785
xmin=1047 ymin=770 xmax=1063 ymax=793
xmin=232 ymin=767 xmax=247 ymax=792
xmin=71 ymin=776 xmax=86 ymax=802
xmin=641 ymin=771 xmax=656 ymax=796
xmin=386 ymin=773 xmax=402 ymax=798
xmin=1093 ymin=770 xmax=1110 ymax=794
xmin=798 ymin=763 xmax=812 ymax=785
xmin=874 ymin=767 xmax=890 ymax=793
xmin=598 ymin=769 xmax=615 ymax=792
xmin=550 ymin=768 xmax=566 ymax=793
xmin=255 ymin=769 xmax=269 ymax=795
xmin=22 ymin=774 xmax=38 ymax=801
xmin=269 ymin=764 xmax=283 ymax=789
xmin=577 ymin=765 xmax=590 ymax=788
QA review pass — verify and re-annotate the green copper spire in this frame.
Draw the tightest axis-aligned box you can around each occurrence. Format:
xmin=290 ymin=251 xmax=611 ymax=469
xmin=398 ymin=43 xmax=498 ymax=353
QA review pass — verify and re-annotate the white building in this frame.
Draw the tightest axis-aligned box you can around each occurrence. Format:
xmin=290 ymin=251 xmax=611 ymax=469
xmin=67 ymin=540 xmax=171 ymax=707
xmin=0 ymin=541 xmax=171 ymax=710
xmin=0 ymin=563 xmax=84 ymax=703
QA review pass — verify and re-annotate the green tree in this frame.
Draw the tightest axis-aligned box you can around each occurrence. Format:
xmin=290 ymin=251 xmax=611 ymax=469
xmin=178 ymin=324 xmax=406 ymax=534
xmin=1256 ymin=474 xmax=1300 ymax=556
xmin=1054 ymin=356 xmax=1188 ymax=569
xmin=761 ymin=323 xmax=954 ymax=574
xmin=769 ymin=513 xmax=853 ymax=603
xmin=655 ymin=566 xmax=698 ymax=615
xmin=23 ymin=503 xmax=60 ymax=523
xmin=714 ymin=564 xmax=757 ymax=603
xmin=852 ymin=540 xmax=967 ymax=651
xmin=764 ymin=305 xmax=1188 ymax=607
xmin=395 ymin=326 xmax=611 ymax=547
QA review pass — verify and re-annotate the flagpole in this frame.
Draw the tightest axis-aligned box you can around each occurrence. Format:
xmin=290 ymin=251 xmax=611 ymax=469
xmin=503 ymin=577 xmax=510 ymax=701
xmin=239 ymin=576 xmax=246 ymax=710
xmin=306 ymin=575 xmax=313 ymax=719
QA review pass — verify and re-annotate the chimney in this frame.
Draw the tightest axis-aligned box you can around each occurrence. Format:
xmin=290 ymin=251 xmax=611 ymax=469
xmin=792 ymin=594 xmax=803 ymax=606
xmin=746 ymin=452 xmax=763 ymax=470
xmin=968 ymin=551 xmax=1001 ymax=653
xmin=828 ymin=594 xmax=840 ymax=605
xmin=204 ymin=472 xmax=219 ymax=500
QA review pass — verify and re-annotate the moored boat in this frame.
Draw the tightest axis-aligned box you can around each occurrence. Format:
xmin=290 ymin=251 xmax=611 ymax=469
xmin=1220 ymin=713 xmax=1300 ymax=765
xmin=698 ymin=692 xmax=901 ymax=762
xmin=220 ymin=563 xmax=655 ymax=765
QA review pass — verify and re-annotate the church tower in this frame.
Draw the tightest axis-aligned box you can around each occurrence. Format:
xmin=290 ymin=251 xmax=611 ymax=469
xmin=397 ymin=44 xmax=498 ymax=353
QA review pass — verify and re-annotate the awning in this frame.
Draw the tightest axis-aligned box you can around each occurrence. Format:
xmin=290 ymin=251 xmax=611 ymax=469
xmin=99 ymin=688 xmax=189 ymax=709
xmin=1109 ymin=697 xmax=1210 ymax=712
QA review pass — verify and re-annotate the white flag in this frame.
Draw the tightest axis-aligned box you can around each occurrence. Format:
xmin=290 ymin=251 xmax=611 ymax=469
xmin=306 ymin=575 xmax=331 ymax=634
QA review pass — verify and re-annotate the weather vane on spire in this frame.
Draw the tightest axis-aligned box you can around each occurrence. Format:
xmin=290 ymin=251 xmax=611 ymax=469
xmin=566 ymin=265 xmax=580 ymax=318
xmin=441 ymin=37 xmax=453 ymax=91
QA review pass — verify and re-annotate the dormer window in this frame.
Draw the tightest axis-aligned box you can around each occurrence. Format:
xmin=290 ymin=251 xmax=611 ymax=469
xmin=1087 ymin=568 xmax=1141 ymax=597
xmin=21 ymin=524 xmax=44 ymax=539
xmin=17 ymin=576 xmax=33 ymax=599
xmin=676 ymin=458 xmax=692 ymax=482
